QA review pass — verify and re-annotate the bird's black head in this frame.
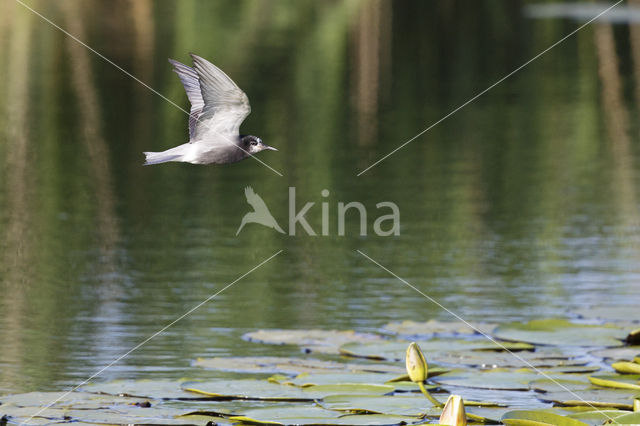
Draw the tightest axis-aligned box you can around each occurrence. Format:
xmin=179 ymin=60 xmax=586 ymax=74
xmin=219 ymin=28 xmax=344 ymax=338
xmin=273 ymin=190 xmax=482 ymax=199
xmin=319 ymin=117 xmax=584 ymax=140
xmin=240 ymin=135 xmax=277 ymax=155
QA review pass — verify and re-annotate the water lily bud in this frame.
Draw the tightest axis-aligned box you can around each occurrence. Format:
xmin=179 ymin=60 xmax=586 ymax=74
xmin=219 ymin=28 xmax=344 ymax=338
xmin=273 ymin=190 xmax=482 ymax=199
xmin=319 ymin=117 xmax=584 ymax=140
xmin=405 ymin=342 xmax=428 ymax=383
xmin=439 ymin=394 xmax=467 ymax=426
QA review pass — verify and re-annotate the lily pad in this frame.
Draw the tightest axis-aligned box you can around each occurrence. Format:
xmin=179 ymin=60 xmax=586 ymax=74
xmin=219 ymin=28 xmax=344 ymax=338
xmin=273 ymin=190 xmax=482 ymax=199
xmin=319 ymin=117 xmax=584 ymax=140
xmin=602 ymin=411 xmax=640 ymax=424
xmin=283 ymin=372 xmax=400 ymax=387
xmin=611 ymin=361 xmax=640 ymax=374
xmin=567 ymin=409 xmax=631 ymax=426
xmin=322 ymin=394 xmax=437 ymax=416
xmin=383 ymin=380 xmax=438 ymax=392
xmin=589 ymin=374 xmax=640 ymax=390
xmin=430 ymin=348 xmax=588 ymax=369
xmin=571 ymin=306 xmax=640 ymax=323
xmin=435 ymin=369 xmax=563 ymax=391
xmin=242 ymin=329 xmax=384 ymax=354
xmin=382 ymin=320 xmax=496 ymax=337
xmin=81 ymin=379 xmax=201 ymax=400
xmin=300 ymin=383 xmax=395 ymax=398
xmin=530 ymin=378 xmax=639 ymax=410
xmin=590 ymin=346 xmax=640 ymax=362
xmin=493 ymin=319 xmax=626 ymax=347
xmin=501 ymin=409 xmax=590 ymax=425
xmin=0 ymin=399 xmax=207 ymax=425
xmin=228 ymin=406 xmax=417 ymax=425
xmin=181 ymin=379 xmax=314 ymax=401
xmin=321 ymin=394 xmax=500 ymax=417
xmin=339 ymin=339 xmax=533 ymax=362
xmin=193 ymin=356 xmax=404 ymax=375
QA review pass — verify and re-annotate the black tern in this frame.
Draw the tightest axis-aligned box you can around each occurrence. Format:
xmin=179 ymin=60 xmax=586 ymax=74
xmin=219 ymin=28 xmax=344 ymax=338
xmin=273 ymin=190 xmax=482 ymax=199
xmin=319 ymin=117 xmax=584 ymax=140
xmin=143 ymin=53 xmax=276 ymax=165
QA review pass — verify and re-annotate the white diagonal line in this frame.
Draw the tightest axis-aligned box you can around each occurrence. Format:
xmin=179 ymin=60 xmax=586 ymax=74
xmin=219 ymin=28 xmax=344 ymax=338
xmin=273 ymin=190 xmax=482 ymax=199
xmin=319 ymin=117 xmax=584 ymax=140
xmin=19 ymin=250 xmax=283 ymax=426
xmin=357 ymin=0 xmax=623 ymax=176
xmin=356 ymin=249 xmax=616 ymax=422
xmin=14 ymin=0 xmax=283 ymax=177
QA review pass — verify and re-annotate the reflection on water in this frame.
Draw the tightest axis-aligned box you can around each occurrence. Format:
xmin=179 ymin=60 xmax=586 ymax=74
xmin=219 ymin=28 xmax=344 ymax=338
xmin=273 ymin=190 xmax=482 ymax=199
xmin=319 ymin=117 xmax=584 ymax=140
xmin=1 ymin=0 xmax=640 ymax=394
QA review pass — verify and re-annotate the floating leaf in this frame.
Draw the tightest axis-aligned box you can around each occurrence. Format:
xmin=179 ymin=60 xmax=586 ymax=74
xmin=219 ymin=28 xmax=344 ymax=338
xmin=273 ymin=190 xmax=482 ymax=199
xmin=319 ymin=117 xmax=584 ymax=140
xmin=339 ymin=339 xmax=533 ymax=362
xmin=589 ymin=374 xmax=640 ymax=390
xmin=284 ymin=372 xmax=399 ymax=387
xmin=501 ymin=409 xmax=589 ymax=425
xmin=530 ymin=378 xmax=638 ymax=410
xmin=431 ymin=348 xmax=587 ymax=369
xmin=435 ymin=369 xmax=555 ymax=391
xmin=242 ymin=329 xmax=384 ymax=354
xmin=181 ymin=379 xmax=314 ymax=401
xmin=493 ymin=319 xmax=626 ymax=347
xmin=571 ymin=306 xmax=640 ymax=324
xmin=0 ymin=397 xmax=211 ymax=425
xmin=300 ymin=383 xmax=395 ymax=398
xmin=228 ymin=406 xmax=417 ymax=425
xmin=384 ymin=380 xmax=438 ymax=392
xmin=602 ymin=410 xmax=640 ymax=424
xmin=590 ymin=346 xmax=640 ymax=362
xmin=382 ymin=320 xmax=495 ymax=337
xmin=611 ymin=361 xmax=640 ymax=374
xmin=80 ymin=380 xmax=208 ymax=400
xmin=567 ymin=409 xmax=630 ymax=425
xmin=320 ymin=394 xmax=441 ymax=416
xmin=194 ymin=356 xmax=404 ymax=375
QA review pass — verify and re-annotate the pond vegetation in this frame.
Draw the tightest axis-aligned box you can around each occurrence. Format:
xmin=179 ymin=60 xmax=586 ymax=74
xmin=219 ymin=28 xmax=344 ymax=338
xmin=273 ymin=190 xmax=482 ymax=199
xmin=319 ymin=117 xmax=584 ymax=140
xmin=2 ymin=316 xmax=639 ymax=425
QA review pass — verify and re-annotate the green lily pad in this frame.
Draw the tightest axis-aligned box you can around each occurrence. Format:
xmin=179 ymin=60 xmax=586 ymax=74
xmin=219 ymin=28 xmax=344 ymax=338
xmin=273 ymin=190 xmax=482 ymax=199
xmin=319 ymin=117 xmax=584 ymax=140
xmin=320 ymin=394 xmax=502 ymax=418
xmin=282 ymin=372 xmax=399 ymax=387
xmin=611 ymin=361 xmax=640 ymax=374
xmin=430 ymin=348 xmax=587 ymax=369
xmin=339 ymin=339 xmax=533 ymax=362
xmin=0 ymin=400 xmax=206 ymax=425
xmin=242 ymin=329 xmax=385 ymax=354
xmin=300 ymin=383 xmax=395 ymax=398
xmin=530 ymin=378 xmax=639 ymax=409
xmin=435 ymin=369 xmax=558 ymax=391
xmin=81 ymin=379 xmax=201 ymax=400
xmin=567 ymin=409 xmax=632 ymax=425
xmin=181 ymin=379 xmax=314 ymax=401
xmin=501 ymin=409 xmax=590 ymax=425
xmin=320 ymin=394 xmax=439 ymax=416
xmin=382 ymin=380 xmax=438 ymax=392
xmin=493 ymin=319 xmax=626 ymax=347
xmin=0 ymin=391 xmax=119 ymax=407
xmin=590 ymin=346 xmax=640 ymax=362
xmin=193 ymin=356 xmax=404 ymax=375
xmin=382 ymin=320 xmax=496 ymax=337
xmin=571 ymin=306 xmax=640 ymax=324
xmin=589 ymin=374 xmax=640 ymax=390
xmin=228 ymin=406 xmax=417 ymax=425
xmin=602 ymin=411 xmax=640 ymax=424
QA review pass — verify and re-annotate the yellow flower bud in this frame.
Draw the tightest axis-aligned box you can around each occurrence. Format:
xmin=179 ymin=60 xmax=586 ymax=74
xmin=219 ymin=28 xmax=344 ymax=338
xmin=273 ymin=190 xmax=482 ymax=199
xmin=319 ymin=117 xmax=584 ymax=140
xmin=405 ymin=342 xmax=428 ymax=383
xmin=439 ymin=395 xmax=467 ymax=426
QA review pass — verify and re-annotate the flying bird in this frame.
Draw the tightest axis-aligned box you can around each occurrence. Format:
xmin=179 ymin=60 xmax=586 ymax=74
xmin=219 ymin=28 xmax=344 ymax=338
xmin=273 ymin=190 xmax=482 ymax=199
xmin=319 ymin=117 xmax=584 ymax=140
xmin=143 ymin=54 xmax=276 ymax=165
xmin=236 ymin=187 xmax=285 ymax=235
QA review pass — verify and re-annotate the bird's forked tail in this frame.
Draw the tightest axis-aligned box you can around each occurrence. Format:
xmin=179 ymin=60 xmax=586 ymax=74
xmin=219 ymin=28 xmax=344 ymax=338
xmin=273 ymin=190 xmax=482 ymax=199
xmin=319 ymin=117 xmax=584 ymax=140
xmin=143 ymin=151 xmax=183 ymax=166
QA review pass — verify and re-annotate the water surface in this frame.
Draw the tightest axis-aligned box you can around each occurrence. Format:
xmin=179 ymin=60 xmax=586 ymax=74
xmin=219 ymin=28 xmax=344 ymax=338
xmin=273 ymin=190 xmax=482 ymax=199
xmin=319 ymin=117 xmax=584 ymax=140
xmin=1 ymin=0 xmax=639 ymax=394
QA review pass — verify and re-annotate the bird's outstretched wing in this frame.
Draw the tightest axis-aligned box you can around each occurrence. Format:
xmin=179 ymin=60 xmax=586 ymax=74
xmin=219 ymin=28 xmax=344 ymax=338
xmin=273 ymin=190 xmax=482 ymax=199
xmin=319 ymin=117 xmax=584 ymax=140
xmin=244 ymin=186 xmax=269 ymax=212
xmin=189 ymin=53 xmax=251 ymax=142
xmin=168 ymin=59 xmax=205 ymax=140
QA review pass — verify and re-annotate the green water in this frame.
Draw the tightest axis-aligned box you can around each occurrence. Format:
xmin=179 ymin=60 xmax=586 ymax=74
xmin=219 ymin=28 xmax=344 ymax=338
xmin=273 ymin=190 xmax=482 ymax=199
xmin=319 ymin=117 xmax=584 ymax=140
xmin=1 ymin=0 xmax=639 ymax=394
